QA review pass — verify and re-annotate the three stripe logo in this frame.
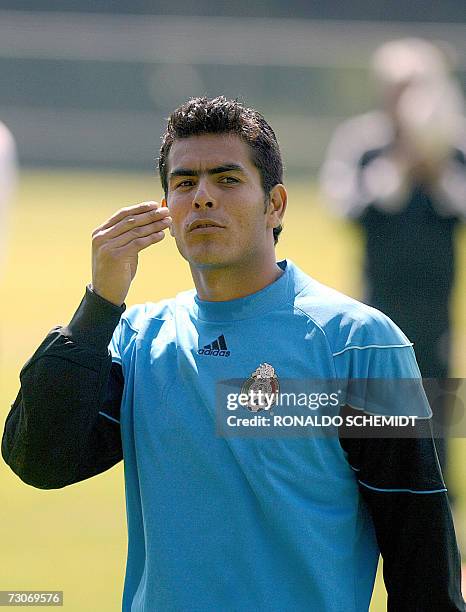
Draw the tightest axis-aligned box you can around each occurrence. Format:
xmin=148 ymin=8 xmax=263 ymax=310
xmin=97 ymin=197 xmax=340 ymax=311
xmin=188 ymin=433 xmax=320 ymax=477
xmin=197 ymin=334 xmax=230 ymax=357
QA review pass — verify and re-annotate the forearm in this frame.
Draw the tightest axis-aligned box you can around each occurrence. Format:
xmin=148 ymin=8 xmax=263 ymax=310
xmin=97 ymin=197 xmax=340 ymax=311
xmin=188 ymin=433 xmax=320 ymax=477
xmin=1 ymin=287 xmax=125 ymax=489
xmin=340 ymin=407 xmax=465 ymax=610
xmin=362 ymin=487 xmax=464 ymax=611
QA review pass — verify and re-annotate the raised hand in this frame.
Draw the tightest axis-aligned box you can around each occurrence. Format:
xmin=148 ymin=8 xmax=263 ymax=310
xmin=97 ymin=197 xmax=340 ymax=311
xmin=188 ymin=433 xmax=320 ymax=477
xmin=91 ymin=201 xmax=171 ymax=306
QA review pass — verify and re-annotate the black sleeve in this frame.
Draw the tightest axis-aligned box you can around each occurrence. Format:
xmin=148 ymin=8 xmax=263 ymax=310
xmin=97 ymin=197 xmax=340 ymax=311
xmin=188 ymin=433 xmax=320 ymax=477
xmin=1 ymin=285 xmax=126 ymax=490
xmin=339 ymin=405 xmax=465 ymax=612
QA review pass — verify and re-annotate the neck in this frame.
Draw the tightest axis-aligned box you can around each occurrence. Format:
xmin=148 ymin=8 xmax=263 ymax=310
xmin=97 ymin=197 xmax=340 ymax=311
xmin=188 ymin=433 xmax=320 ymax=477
xmin=190 ymin=252 xmax=284 ymax=302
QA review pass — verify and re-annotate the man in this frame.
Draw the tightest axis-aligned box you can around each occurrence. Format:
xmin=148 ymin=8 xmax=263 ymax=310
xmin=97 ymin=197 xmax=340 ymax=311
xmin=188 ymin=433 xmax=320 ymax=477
xmin=319 ymin=38 xmax=466 ymax=485
xmin=2 ymin=97 xmax=464 ymax=611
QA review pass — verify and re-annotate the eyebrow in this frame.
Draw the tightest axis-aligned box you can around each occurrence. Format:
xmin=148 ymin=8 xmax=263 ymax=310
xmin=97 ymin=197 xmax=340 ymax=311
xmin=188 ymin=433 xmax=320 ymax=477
xmin=169 ymin=163 xmax=245 ymax=180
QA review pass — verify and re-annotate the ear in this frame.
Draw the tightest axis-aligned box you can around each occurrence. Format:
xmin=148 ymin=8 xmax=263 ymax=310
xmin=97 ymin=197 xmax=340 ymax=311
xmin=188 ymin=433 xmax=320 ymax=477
xmin=161 ymin=196 xmax=175 ymax=237
xmin=266 ymin=184 xmax=287 ymax=230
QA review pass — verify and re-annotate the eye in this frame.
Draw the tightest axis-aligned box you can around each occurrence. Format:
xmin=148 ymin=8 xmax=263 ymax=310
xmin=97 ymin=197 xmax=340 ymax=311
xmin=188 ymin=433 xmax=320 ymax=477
xmin=176 ymin=179 xmax=195 ymax=188
xmin=219 ymin=176 xmax=239 ymax=184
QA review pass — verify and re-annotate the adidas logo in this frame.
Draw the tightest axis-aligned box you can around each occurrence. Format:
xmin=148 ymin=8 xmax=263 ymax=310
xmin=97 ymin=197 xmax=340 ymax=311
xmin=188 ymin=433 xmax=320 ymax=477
xmin=197 ymin=334 xmax=230 ymax=357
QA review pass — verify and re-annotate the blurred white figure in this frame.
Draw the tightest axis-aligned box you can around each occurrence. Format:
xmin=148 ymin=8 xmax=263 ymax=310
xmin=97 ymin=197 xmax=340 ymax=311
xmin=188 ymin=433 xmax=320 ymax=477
xmin=320 ymin=38 xmax=466 ymax=221
xmin=319 ymin=38 xmax=466 ymax=497
xmin=0 ymin=121 xmax=17 ymax=278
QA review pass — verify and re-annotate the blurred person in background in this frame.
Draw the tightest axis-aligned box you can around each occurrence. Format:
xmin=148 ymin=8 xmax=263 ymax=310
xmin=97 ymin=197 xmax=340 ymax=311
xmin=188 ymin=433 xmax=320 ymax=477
xmin=0 ymin=121 xmax=17 ymax=277
xmin=319 ymin=38 xmax=466 ymax=502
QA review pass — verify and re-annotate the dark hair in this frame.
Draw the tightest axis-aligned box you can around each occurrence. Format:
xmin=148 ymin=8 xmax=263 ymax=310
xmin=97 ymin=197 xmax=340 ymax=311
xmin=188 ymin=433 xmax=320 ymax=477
xmin=158 ymin=96 xmax=284 ymax=244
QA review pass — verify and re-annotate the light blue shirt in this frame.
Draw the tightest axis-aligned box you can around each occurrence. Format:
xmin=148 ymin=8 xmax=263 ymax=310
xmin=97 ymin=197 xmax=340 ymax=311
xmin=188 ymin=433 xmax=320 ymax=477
xmin=108 ymin=259 xmax=430 ymax=611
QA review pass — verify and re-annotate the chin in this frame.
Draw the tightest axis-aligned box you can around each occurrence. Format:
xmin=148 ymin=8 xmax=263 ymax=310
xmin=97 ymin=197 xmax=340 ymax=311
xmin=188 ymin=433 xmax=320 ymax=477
xmin=177 ymin=237 xmax=234 ymax=267
xmin=186 ymin=247 xmax=239 ymax=269
xmin=187 ymin=252 xmax=232 ymax=268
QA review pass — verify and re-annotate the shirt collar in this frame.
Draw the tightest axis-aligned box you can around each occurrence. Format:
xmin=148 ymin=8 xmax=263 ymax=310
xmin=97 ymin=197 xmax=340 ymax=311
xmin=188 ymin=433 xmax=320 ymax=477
xmin=193 ymin=259 xmax=294 ymax=322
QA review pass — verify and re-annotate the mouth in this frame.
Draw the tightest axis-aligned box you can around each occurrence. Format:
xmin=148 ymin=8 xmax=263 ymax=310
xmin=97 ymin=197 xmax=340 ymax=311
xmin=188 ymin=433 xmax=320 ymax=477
xmin=188 ymin=219 xmax=225 ymax=233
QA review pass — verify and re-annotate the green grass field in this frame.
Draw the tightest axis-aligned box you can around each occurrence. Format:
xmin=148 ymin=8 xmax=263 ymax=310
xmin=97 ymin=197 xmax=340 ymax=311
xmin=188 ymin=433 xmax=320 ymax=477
xmin=1 ymin=170 xmax=465 ymax=611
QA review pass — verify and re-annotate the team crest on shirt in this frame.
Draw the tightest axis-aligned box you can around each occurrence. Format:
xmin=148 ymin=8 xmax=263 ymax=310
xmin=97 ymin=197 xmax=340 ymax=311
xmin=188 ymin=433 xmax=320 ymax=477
xmin=240 ymin=363 xmax=280 ymax=412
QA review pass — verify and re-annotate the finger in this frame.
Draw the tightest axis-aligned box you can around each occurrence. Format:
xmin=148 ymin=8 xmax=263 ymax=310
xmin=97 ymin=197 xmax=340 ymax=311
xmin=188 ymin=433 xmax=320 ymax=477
xmin=114 ymin=230 xmax=166 ymax=256
xmin=94 ymin=205 xmax=171 ymax=241
xmin=105 ymin=217 xmax=172 ymax=249
xmin=100 ymin=207 xmax=171 ymax=241
xmin=93 ymin=201 xmax=164 ymax=234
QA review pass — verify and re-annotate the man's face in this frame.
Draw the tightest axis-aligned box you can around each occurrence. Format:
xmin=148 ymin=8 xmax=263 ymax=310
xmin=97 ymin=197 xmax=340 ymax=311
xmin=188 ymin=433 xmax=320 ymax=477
xmin=163 ymin=133 xmax=276 ymax=268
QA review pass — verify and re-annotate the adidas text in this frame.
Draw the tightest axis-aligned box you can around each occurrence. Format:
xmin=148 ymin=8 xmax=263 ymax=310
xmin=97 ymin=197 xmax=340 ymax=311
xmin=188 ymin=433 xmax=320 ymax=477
xmin=197 ymin=348 xmax=231 ymax=357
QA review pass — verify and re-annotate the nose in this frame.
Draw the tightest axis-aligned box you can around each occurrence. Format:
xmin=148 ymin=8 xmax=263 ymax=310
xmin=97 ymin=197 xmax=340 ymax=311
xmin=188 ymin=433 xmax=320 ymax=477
xmin=192 ymin=179 xmax=216 ymax=210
